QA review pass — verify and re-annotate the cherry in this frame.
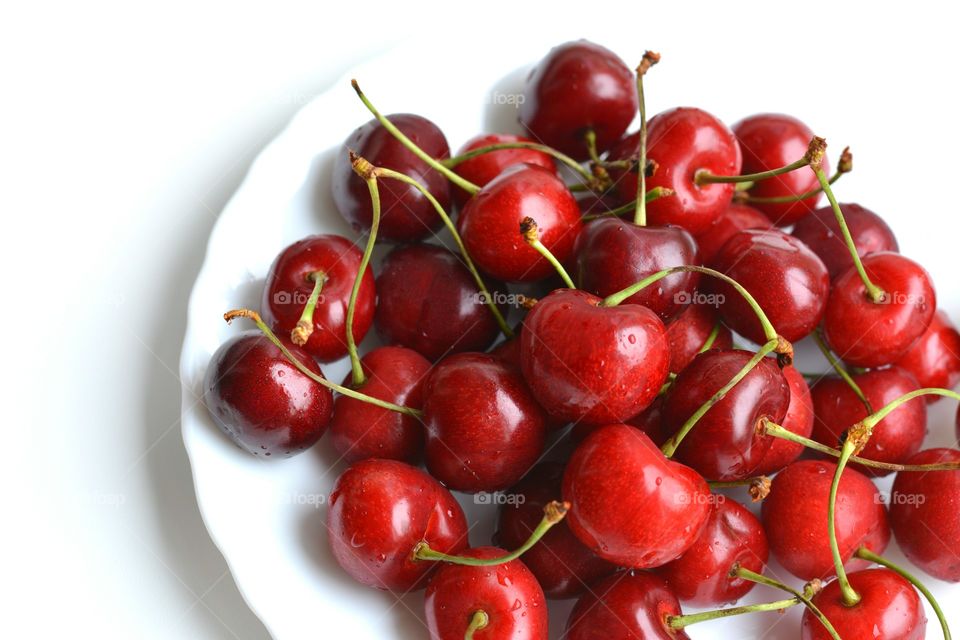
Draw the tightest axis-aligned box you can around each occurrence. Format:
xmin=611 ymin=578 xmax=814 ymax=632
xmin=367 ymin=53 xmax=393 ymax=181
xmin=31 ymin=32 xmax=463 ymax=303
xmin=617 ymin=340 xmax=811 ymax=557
xmin=563 ymin=423 xmax=711 ymax=567
xmin=449 ymin=133 xmax=555 ymax=207
xmin=708 ymin=228 xmax=829 ymax=344
xmin=261 ymin=234 xmax=375 ymax=362
xmin=753 ymin=365 xmax=814 ymax=475
xmin=424 ymin=546 xmax=548 ymax=640
xmin=495 ymin=462 xmax=617 ymax=599
xmin=374 ymin=244 xmax=506 ymax=361
xmin=457 ymin=163 xmax=582 ymax=282
xmin=894 ymin=310 xmax=960 ymax=400
xmin=327 ymin=346 xmax=431 ymax=464
xmin=422 ymin=352 xmax=546 ymax=492
xmin=732 ymin=113 xmax=828 ymax=225
xmin=519 ymin=40 xmax=637 ymax=160
xmin=822 ymin=252 xmax=936 ymax=368
xmin=520 ymin=288 xmax=670 ymax=425
xmin=332 ymin=114 xmax=451 ymax=242
xmin=792 ymin=202 xmax=899 ymax=279
xmin=761 ymin=460 xmax=890 ymax=580
xmin=890 ymin=448 xmax=960 ymax=582
xmin=203 ymin=331 xmax=333 ymax=457
xmin=570 ymin=395 xmax=668 ymax=445
xmin=572 ymin=218 xmax=700 ymax=321
xmin=664 ymin=302 xmax=733 ymax=373
xmin=693 ymin=202 xmax=773 ymax=265
xmin=656 ymin=498 xmax=769 ymax=606
xmin=326 ymin=458 xmax=468 ymax=591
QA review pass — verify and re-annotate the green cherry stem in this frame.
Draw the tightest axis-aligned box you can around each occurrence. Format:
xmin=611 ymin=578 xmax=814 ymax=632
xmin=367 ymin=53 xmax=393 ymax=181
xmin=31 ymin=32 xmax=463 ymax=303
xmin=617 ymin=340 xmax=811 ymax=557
xmin=695 ymin=136 xmax=823 ymax=186
xmin=699 ymin=322 xmax=723 ymax=354
xmin=520 ymin=217 xmax=576 ymax=289
xmin=223 ymin=309 xmax=422 ymax=418
xmin=829 ymin=428 xmax=869 ymax=607
xmin=813 ymin=329 xmax=873 ymax=414
xmin=738 ymin=147 xmax=852 ymax=205
xmin=734 ymin=567 xmax=841 ymax=640
xmin=634 ymin=51 xmax=659 ymax=226
xmin=441 ymin=140 xmax=594 ymax=184
xmin=862 ymin=388 xmax=960 ymax=429
xmin=709 ymin=475 xmax=772 ymax=502
xmin=289 ymin=270 xmax=327 ymax=346
xmin=464 ymin=610 xmax=489 ymax=640
xmin=666 ymin=597 xmax=800 ymax=629
xmin=580 ymin=187 xmax=673 ymax=222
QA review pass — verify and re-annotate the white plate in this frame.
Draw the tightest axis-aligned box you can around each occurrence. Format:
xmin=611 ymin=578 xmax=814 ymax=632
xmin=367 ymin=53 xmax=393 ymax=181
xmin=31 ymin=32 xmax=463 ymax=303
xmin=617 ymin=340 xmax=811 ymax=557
xmin=179 ymin=37 xmax=960 ymax=639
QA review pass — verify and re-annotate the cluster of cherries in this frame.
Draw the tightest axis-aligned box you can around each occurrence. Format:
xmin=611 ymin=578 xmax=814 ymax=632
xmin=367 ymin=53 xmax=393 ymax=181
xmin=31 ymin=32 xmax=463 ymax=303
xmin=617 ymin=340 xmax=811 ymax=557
xmin=203 ymin=40 xmax=960 ymax=639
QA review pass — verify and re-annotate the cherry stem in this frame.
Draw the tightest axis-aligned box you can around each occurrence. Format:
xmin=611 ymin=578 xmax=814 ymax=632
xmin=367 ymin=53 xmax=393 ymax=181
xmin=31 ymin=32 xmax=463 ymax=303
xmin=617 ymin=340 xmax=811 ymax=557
xmin=584 ymin=129 xmax=602 ymax=164
xmin=666 ymin=597 xmax=800 ymax=629
xmin=464 ymin=610 xmax=489 ymax=640
xmin=734 ymin=567 xmax=841 ymax=640
xmin=813 ymin=329 xmax=873 ymax=414
xmin=580 ymin=187 xmax=673 ymax=222
xmin=696 ymin=136 xmax=823 ymax=185
xmin=290 ymin=270 xmax=327 ymax=347
xmin=829 ymin=429 xmax=868 ymax=606
xmin=634 ymin=51 xmax=659 ymax=226
xmin=223 ymin=309 xmax=423 ymax=417
xmin=699 ymin=322 xmax=723 ymax=354
xmin=862 ymin=387 xmax=960 ymax=430
xmin=856 ymin=547 xmax=952 ymax=640
xmin=519 ymin=217 xmax=576 ymax=289
xmin=738 ymin=147 xmax=851 ymax=204
xmin=441 ymin=140 xmax=593 ymax=184
xmin=709 ymin=475 xmax=772 ymax=502
xmin=350 ymin=80 xmax=480 ymax=194
xmin=413 ymin=501 xmax=569 ymax=566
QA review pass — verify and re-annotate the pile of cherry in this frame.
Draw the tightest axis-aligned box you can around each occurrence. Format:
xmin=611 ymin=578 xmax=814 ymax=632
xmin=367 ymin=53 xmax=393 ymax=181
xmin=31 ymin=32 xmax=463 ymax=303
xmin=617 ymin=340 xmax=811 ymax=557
xmin=203 ymin=40 xmax=960 ymax=639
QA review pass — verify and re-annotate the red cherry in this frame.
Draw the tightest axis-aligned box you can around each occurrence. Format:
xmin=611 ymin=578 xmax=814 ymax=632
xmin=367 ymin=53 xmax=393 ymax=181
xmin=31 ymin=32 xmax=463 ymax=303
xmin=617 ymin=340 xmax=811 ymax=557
xmin=890 ymin=448 xmax=960 ymax=582
xmin=801 ymin=569 xmax=926 ymax=640
xmin=753 ymin=365 xmax=814 ymax=475
xmin=894 ymin=310 xmax=960 ymax=400
xmin=571 ymin=395 xmax=668 ymax=445
xmin=572 ymin=218 xmax=700 ymax=321
xmin=203 ymin=332 xmax=333 ymax=457
xmin=332 ymin=114 xmax=452 ymax=242
xmin=664 ymin=302 xmax=733 ymax=373
xmin=327 ymin=346 xmax=431 ymax=464
xmin=694 ymin=202 xmax=773 ymax=265
xmin=563 ymin=424 xmax=711 ymax=567
xmin=424 ymin=546 xmax=548 ymax=640
xmin=458 ymin=164 xmax=582 ymax=282
xmin=761 ymin=460 xmax=890 ymax=580
xmin=423 ymin=352 xmax=546 ymax=492
xmin=655 ymin=498 xmax=769 ymax=606
xmin=519 ymin=40 xmax=637 ymax=160
xmin=662 ymin=349 xmax=789 ymax=481
xmin=261 ymin=234 xmax=375 ymax=362
xmin=732 ymin=113 xmax=828 ymax=225
xmin=565 ymin=570 xmax=688 ymax=640
xmin=791 ymin=202 xmax=899 ymax=279
xmin=707 ymin=228 xmax=829 ymax=344
xmin=451 ymin=133 xmax=555 ymax=207
xmin=822 ymin=252 xmax=936 ymax=368
xmin=327 ymin=459 xmax=468 ymax=591
xmin=520 ymin=289 xmax=670 ymax=425
xmin=374 ymin=244 xmax=506 ymax=361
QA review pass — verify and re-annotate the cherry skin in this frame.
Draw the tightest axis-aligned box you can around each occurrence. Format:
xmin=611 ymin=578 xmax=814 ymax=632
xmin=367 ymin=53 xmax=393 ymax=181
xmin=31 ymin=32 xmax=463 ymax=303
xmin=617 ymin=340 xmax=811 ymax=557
xmin=450 ymin=133 xmax=555 ymax=207
xmin=894 ymin=310 xmax=960 ymax=400
xmin=458 ymin=163 xmax=582 ymax=282
xmin=791 ymin=202 xmax=899 ymax=279
xmin=519 ymin=40 xmax=637 ymax=160
xmin=655 ymin=498 xmax=769 ymax=606
xmin=810 ymin=366 xmax=926 ymax=476
xmin=823 ymin=252 xmax=936 ymax=368
xmin=753 ymin=365 xmax=814 ymax=475
xmin=565 ymin=570 xmax=689 ymax=640
xmin=664 ymin=302 xmax=733 ymax=374
xmin=563 ymin=424 xmax=711 ymax=568
xmin=261 ymin=234 xmax=375 ymax=362
xmin=422 ymin=352 xmax=546 ymax=492
xmin=571 ymin=395 xmax=669 ymax=445
xmin=761 ymin=460 xmax=890 ymax=580
xmin=332 ymin=113 xmax=451 ymax=242
xmin=203 ymin=332 xmax=333 ymax=457
xmin=326 ymin=459 xmax=468 ymax=591
xmin=890 ymin=448 xmax=960 ymax=582
xmin=495 ymin=462 xmax=617 ymax=599
xmin=732 ymin=113 xmax=828 ymax=225
xmin=424 ymin=546 xmax=548 ymax=640
xmin=694 ymin=202 xmax=773 ymax=265
xmin=327 ymin=346 xmax=431 ymax=464
xmin=707 ymin=228 xmax=830 ymax=344
xmin=802 ymin=569 xmax=926 ymax=640
xmin=572 ymin=218 xmax=700 ymax=321
xmin=374 ymin=244 xmax=506 ymax=361
xmin=520 ymin=288 xmax=670 ymax=425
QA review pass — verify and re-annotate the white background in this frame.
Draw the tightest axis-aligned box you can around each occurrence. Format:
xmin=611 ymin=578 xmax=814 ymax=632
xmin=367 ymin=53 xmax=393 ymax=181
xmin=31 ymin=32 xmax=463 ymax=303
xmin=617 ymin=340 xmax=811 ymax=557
xmin=4 ymin=1 xmax=960 ymax=638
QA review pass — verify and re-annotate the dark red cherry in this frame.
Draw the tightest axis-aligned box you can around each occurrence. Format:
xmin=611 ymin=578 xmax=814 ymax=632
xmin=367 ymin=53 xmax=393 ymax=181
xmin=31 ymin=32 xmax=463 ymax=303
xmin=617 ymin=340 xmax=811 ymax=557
xmin=664 ymin=302 xmax=733 ymax=374
xmin=694 ymin=202 xmax=773 ymax=265
xmin=761 ymin=460 xmax=890 ymax=580
xmin=707 ymin=228 xmax=829 ymax=344
xmin=656 ymin=498 xmax=769 ymax=606
xmin=802 ymin=569 xmax=926 ymax=640
xmin=374 ymin=244 xmax=506 ymax=361
xmin=894 ymin=310 xmax=960 ymax=400
xmin=810 ymin=367 xmax=926 ymax=476
xmin=754 ymin=365 xmax=814 ymax=475
xmin=571 ymin=395 xmax=669 ymax=445
xmin=822 ymin=252 xmax=936 ymax=368
xmin=424 ymin=546 xmax=548 ymax=640
xmin=261 ymin=234 xmax=375 ymax=362
xmin=487 ymin=329 xmax=568 ymax=433
xmin=327 ymin=459 xmax=468 ymax=591
xmin=332 ymin=114 xmax=451 ymax=242
xmin=563 ymin=424 xmax=711 ymax=568
xmin=732 ymin=113 xmax=828 ymax=225
xmin=572 ymin=218 xmax=700 ymax=321
xmin=890 ymin=448 xmax=960 ymax=582
xmin=565 ymin=570 xmax=689 ymax=640
xmin=458 ymin=163 xmax=582 ymax=282
xmin=520 ymin=288 xmax=670 ymax=425
xmin=451 ymin=133 xmax=555 ymax=207
xmin=203 ymin=332 xmax=333 ymax=457
xmin=791 ymin=202 xmax=899 ymax=279
xmin=423 ymin=353 xmax=546 ymax=492
xmin=662 ymin=349 xmax=789 ymax=481
xmin=327 ymin=346 xmax=431 ymax=464
xmin=519 ymin=40 xmax=637 ymax=160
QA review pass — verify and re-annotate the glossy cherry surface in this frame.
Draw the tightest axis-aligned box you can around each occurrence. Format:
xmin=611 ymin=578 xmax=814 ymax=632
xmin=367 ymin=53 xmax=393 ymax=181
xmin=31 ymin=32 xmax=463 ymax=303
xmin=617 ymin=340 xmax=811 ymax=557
xmin=451 ymin=133 xmax=555 ymax=207
xmin=791 ymin=202 xmax=899 ymax=279
xmin=664 ymin=302 xmax=733 ymax=373
xmin=894 ymin=310 xmax=960 ymax=400
xmin=754 ymin=365 xmax=814 ymax=475
xmin=694 ymin=202 xmax=773 ymax=265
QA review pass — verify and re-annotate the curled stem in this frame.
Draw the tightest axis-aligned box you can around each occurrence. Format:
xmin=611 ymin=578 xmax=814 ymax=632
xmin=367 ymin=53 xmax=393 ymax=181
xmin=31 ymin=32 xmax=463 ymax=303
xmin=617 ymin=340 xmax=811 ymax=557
xmin=520 ymin=217 xmax=575 ymax=289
